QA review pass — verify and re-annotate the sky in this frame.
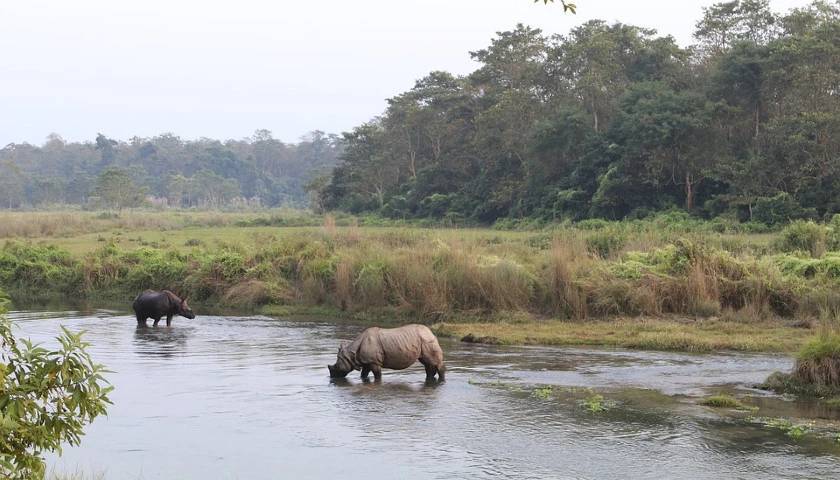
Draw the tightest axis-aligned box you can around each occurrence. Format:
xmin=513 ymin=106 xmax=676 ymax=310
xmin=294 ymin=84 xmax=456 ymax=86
xmin=0 ymin=0 xmax=812 ymax=146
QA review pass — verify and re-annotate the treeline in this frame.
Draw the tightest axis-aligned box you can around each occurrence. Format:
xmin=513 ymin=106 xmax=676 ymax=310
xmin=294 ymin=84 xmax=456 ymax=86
xmin=315 ymin=1 xmax=840 ymax=225
xmin=0 ymin=130 xmax=343 ymax=209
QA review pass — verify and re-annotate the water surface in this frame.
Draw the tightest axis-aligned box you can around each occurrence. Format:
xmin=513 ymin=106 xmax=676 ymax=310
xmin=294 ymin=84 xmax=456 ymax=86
xmin=9 ymin=311 xmax=839 ymax=479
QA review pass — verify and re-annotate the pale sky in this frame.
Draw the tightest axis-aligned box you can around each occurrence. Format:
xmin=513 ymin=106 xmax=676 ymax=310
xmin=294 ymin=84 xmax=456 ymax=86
xmin=0 ymin=0 xmax=811 ymax=146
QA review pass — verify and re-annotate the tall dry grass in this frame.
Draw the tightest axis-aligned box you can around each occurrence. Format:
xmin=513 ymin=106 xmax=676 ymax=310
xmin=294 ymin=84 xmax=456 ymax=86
xmin=0 ymin=210 xmax=265 ymax=238
xmin=3 ymin=218 xmax=839 ymax=328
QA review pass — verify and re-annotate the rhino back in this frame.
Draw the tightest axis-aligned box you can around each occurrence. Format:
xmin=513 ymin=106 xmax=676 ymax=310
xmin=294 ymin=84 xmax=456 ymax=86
xmin=133 ymin=291 xmax=173 ymax=317
xmin=377 ymin=325 xmax=434 ymax=370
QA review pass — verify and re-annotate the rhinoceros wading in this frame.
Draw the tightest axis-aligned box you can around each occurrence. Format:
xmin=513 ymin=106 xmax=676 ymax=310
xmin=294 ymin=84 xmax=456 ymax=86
xmin=132 ymin=290 xmax=195 ymax=326
xmin=328 ymin=324 xmax=446 ymax=381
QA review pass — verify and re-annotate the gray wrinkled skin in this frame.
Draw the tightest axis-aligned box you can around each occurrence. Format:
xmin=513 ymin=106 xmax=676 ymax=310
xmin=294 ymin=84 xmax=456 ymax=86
xmin=328 ymin=324 xmax=446 ymax=382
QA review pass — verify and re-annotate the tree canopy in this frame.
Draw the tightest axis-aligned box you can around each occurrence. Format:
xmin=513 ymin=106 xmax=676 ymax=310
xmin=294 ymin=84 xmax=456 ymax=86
xmin=0 ymin=131 xmax=343 ymax=209
xmin=315 ymin=0 xmax=840 ymax=224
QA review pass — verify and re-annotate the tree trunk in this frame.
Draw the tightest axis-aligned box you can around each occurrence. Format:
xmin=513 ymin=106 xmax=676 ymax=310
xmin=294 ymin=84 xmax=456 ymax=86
xmin=685 ymin=172 xmax=695 ymax=211
xmin=591 ymin=97 xmax=599 ymax=133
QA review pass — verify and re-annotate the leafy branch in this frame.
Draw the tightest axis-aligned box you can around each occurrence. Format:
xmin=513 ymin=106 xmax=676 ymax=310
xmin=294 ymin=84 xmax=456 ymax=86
xmin=535 ymin=0 xmax=577 ymax=13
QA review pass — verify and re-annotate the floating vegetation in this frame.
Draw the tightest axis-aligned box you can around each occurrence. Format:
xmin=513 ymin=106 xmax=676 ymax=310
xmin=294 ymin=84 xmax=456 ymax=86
xmin=532 ymin=385 xmax=554 ymax=400
xmin=750 ymin=417 xmax=813 ymax=441
xmin=699 ymin=394 xmax=748 ymax=410
xmin=580 ymin=394 xmax=608 ymax=413
xmin=580 ymin=394 xmax=611 ymax=413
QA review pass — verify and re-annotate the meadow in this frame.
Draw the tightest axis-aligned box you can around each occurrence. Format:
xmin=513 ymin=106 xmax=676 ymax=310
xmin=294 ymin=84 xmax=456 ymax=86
xmin=1 ymin=210 xmax=839 ymax=356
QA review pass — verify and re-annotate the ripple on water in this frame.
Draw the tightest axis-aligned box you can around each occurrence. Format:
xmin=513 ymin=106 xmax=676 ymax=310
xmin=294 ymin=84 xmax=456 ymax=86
xmin=5 ymin=311 xmax=835 ymax=480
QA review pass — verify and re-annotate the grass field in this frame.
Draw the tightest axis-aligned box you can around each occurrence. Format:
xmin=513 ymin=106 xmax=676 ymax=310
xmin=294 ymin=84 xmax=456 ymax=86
xmin=1 ymin=209 xmax=838 ymax=354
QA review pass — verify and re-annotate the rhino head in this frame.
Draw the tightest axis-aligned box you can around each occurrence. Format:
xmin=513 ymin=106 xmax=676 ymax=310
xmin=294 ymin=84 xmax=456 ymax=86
xmin=327 ymin=342 xmax=356 ymax=378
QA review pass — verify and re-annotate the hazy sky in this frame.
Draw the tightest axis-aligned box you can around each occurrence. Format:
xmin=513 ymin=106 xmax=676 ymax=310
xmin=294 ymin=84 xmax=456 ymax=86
xmin=0 ymin=0 xmax=811 ymax=146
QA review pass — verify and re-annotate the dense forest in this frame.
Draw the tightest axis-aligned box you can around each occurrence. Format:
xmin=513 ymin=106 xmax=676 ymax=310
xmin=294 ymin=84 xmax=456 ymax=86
xmin=315 ymin=0 xmax=840 ymax=225
xmin=0 ymin=130 xmax=343 ymax=209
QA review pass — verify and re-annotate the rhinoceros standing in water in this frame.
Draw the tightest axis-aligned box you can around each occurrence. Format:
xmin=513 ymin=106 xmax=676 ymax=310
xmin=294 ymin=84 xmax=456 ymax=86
xmin=328 ymin=324 xmax=446 ymax=381
xmin=133 ymin=290 xmax=195 ymax=326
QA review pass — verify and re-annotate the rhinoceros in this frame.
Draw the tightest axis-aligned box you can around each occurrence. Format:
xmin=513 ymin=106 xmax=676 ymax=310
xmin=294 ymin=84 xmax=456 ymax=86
xmin=133 ymin=290 xmax=195 ymax=327
xmin=328 ymin=324 xmax=446 ymax=381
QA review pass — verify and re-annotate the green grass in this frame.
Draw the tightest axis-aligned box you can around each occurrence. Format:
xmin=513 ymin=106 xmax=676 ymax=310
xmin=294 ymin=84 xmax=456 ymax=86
xmin=798 ymin=334 xmax=840 ymax=361
xmin=758 ymin=418 xmax=812 ymax=440
xmin=580 ymin=394 xmax=611 ymax=413
xmin=532 ymin=385 xmax=554 ymax=399
xmin=699 ymin=394 xmax=747 ymax=409
xmin=2 ymin=210 xmax=840 ymax=355
xmin=434 ymin=318 xmax=812 ymax=353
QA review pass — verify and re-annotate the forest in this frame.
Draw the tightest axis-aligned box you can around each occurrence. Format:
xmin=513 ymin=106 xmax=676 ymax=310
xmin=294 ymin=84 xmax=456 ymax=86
xmin=314 ymin=0 xmax=840 ymax=225
xmin=0 ymin=130 xmax=343 ymax=209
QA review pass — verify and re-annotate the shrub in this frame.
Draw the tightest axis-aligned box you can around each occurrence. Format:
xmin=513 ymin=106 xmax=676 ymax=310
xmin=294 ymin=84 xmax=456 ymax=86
xmin=775 ymin=221 xmax=827 ymax=257
xmin=752 ymin=193 xmax=817 ymax=226
xmin=0 ymin=293 xmax=112 ymax=479
xmin=585 ymin=229 xmax=626 ymax=258
xmin=794 ymin=334 xmax=840 ymax=388
xmin=828 ymin=214 xmax=840 ymax=251
xmin=575 ymin=218 xmax=611 ymax=230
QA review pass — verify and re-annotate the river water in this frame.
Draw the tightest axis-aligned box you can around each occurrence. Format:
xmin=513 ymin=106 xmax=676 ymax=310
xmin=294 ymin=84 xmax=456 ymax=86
xmin=7 ymin=311 xmax=840 ymax=479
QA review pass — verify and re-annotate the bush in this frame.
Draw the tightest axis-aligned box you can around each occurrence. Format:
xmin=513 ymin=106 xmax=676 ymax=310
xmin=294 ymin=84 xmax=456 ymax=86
xmin=0 ymin=293 xmax=112 ymax=479
xmin=794 ymin=334 xmax=840 ymax=388
xmin=775 ymin=221 xmax=827 ymax=257
xmin=752 ymin=193 xmax=817 ymax=226
xmin=828 ymin=214 xmax=840 ymax=251
xmin=585 ymin=229 xmax=626 ymax=258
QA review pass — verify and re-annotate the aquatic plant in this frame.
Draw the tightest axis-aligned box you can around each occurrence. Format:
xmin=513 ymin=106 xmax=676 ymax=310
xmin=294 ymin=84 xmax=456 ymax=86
xmin=762 ymin=418 xmax=811 ymax=440
xmin=580 ymin=394 xmax=610 ymax=413
xmin=532 ymin=386 xmax=554 ymax=400
xmin=699 ymin=394 xmax=746 ymax=409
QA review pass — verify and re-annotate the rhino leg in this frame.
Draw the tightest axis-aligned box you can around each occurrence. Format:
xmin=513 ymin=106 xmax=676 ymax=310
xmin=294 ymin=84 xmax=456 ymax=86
xmin=136 ymin=314 xmax=147 ymax=326
xmin=420 ymin=358 xmax=436 ymax=380
xmin=371 ymin=365 xmax=382 ymax=381
xmin=420 ymin=341 xmax=446 ymax=381
xmin=153 ymin=317 xmax=161 ymax=326
xmin=166 ymin=314 xmax=173 ymax=327
xmin=360 ymin=366 xmax=370 ymax=380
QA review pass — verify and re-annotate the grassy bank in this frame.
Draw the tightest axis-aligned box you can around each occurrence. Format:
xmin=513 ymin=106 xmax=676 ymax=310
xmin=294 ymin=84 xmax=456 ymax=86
xmin=433 ymin=317 xmax=812 ymax=353
xmin=1 ymin=212 xmax=838 ymax=353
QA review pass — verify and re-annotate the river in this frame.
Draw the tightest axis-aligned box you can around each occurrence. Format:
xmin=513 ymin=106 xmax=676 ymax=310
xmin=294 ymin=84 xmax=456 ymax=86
xmin=7 ymin=310 xmax=840 ymax=479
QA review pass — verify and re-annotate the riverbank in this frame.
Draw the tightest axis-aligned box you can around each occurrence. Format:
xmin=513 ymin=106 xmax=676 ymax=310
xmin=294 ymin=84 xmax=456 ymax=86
xmin=2 ymin=213 xmax=838 ymax=354
xmin=432 ymin=316 xmax=812 ymax=353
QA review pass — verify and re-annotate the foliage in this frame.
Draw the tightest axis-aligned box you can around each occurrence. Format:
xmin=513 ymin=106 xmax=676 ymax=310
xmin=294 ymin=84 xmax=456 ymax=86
xmin=313 ymin=2 xmax=840 ymax=226
xmin=531 ymin=385 xmax=554 ymax=399
xmin=0 ymin=130 xmax=343 ymax=209
xmin=699 ymin=394 xmax=746 ymax=409
xmin=0 ymin=293 xmax=112 ymax=479
xmin=579 ymin=393 xmax=611 ymax=413
xmin=92 ymin=168 xmax=146 ymax=212
xmin=774 ymin=221 xmax=827 ymax=257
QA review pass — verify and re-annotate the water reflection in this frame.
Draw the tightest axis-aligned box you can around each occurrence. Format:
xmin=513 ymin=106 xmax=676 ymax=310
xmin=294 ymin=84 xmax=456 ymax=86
xmin=133 ymin=325 xmax=190 ymax=358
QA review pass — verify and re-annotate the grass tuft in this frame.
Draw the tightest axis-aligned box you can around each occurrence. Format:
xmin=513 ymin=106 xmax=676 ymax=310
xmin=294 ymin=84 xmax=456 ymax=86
xmin=699 ymin=394 xmax=746 ymax=409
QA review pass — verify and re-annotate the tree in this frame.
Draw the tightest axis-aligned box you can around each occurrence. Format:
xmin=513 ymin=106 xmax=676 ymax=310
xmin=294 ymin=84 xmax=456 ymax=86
xmin=0 ymin=294 xmax=112 ymax=479
xmin=94 ymin=133 xmax=118 ymax=166
xmin=93 ymin=167 xmax=146 ymax=212
xmin=0 ymin=160 xmax=23 ymax=209
xmin=694 ymin=0 xmax=778 ymax=56
xmin=612 ymin=82 xmax=719 ymax=211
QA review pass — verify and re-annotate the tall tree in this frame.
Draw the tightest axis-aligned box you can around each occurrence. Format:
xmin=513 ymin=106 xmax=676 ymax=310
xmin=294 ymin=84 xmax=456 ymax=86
xmin=93 ymin=167 xmax=146 ymax=212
